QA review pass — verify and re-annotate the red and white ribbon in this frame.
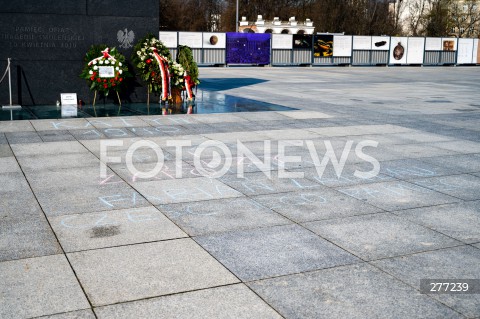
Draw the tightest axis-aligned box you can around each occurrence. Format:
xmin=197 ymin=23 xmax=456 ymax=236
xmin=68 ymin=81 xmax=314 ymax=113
xmin=152 ymin=50 xmax=170 ymax=101
xmin=184 ymin=71 xmax=194 ymax=100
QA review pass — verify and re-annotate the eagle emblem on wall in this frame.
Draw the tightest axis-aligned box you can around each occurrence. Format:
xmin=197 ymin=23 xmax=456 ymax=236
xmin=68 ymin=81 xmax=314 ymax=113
xmin=117 ymin=28 xmax=135 ymax=49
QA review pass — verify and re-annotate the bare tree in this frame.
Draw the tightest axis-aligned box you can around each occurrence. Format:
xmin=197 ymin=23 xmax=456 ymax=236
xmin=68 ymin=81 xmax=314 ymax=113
xmin=390 ymin=0 xmax=407 ymax=35
xmin=450 ymin=0 xmax=480 ymax=37
xmin=425 ymin=0 xmax=452 ymax=36
xmin=404 ymin=0 xmax=430 ymax=36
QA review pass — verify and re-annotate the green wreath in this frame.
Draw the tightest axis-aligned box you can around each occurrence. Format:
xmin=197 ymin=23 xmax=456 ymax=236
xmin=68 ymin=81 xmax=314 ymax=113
xmin=176 ymin=45 xmax=200 ymax=86
xmin=80 ymin=45 xmax=131 ymax=96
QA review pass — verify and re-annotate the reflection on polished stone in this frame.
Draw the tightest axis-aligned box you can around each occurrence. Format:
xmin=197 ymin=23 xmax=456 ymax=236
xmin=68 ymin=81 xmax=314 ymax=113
xmin=0 ymin=90 xmax=295 ymax=121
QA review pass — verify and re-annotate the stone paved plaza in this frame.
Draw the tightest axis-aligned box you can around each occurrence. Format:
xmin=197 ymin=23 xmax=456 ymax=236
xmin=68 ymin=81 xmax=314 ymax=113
xmin=1 ymin=67 xmax=480 ymax=318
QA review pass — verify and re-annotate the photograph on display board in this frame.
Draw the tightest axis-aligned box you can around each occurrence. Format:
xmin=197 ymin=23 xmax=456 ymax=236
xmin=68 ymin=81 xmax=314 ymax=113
xmin=314 ymin=35 xmax=333 ymax=57
xmin=371 ymin=36 xmax=389 ymax=50
xmin=226 ymin=33 xmax=271 ymax=64
xmin=443 ymin=40 xmax=455 ymax=51
xmin=393 ymin=42 xmax=405 ymax=60
xmin=292 ymin=34 xmax=313 ymax=49
xmin=203 ymin=33 xmax=226 ymax=49
xmin=373 ymin=40 xmax=388 ymax=49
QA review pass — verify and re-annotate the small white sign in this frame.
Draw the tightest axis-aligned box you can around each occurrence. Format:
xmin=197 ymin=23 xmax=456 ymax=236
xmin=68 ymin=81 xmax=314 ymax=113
xmin=60 ymin=93 xmax=77 ymax=117
xmin=98 ymin=66 xmax=115 ymax=78
xmin=353 ymin=36 xmax=371 ymax=50
xmin=159 ymin=31 xmax=178 ymax=48
xmin=407 ymin=37 xmax=425 ymax=64
xmin=272 ymin=34 xmax=293 ymax=49
xmin=60 ymin=93 xmax=77 ymax=106
xmin=179 ymin=32 xmax=203 ymax=48
xmin=333 ymin=35 xmax=353 ymax=57
xmin=425 ymin=37 xmax=442 ymax=51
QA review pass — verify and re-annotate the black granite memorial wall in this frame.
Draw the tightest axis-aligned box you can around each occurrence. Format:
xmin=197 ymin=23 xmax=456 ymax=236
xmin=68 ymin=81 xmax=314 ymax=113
xmin=0 ymin=0 xmax=159 ymax=105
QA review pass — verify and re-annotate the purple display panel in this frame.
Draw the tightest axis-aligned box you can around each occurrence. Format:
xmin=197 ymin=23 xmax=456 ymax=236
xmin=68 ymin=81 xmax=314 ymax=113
xmin=226 ymin=33 xmax=271 ymax=65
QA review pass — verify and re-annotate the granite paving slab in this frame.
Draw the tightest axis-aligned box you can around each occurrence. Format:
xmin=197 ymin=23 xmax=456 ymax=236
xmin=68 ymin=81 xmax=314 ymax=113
xmin=419 ymin=154 xmax=480 ymax=174
xmin=68 ymin=239 xmax=239 ymax=306
xmin=430 ymin=140 xmax=480 ymax=154
xmin=1 ymin=213 xmax=62 ymax=262
xmin=261 ymin=128 xmax=322 ymax=140
xmin=0 ymin=189 xmax=45 ymax=220
xmin=337 ymin=180 xmax=459 ymax=211
xmin=24 ymin=166 xmax=122 ymax=190
xmin=0 ymin=172 xmax=31 ymax=193
xmin=33 ymin=309 xmax=96 ymax=319
xmin=99 ymin=128 xmax=137 ymax=139
xmin=251 ymin=188 xmax=383 ymax=223
xmin=234 ymin=111 xmax=291 ymax=121
xmin=187 ymin=154 xmax=280 ymax=176
xmin=372 ymin=246 xmax=480 ymax=318
xmin=0 ymin=255 xmax=90 ymax=318
xmin=0 ymin=156 xmax=21 ymax=173
xmin=11 ymin=141 xmax=89 ymax=157
xmin=382 ymin=143 xmax=461 ymax=159
xmin=195 ymin=122 xmax=253 ymax=134
xmin=5 ymin=131 xmax=43 ymax=144
xmin=132 ymin=177 xmax=243 ymax=205
xmin=159 ymin=197 xmax=290 ymax=236
xmin=300 ymin=165 xmax=395 ymax=188
xmin=99 ymin=147 xmax=174 ymax=165
xmin=16 ymin=152 xmax=101 ymax=171
xmin=164 ymin=141 xmax=239 ymax=162
xmin=194 ymin=224 xmax=359 ymax=281
xmin=304 ymin=213 xmax=461 ymax=260
xmin=127 ymin=126 xmax=171 ymax=137
xmin=49 ymin=207 xmax=187 ymax=252
xmin=276 ymin=110 xmax=333 ymax=119
xmin=94 ymin=284 xmax=281 ymax=319
xmin=220 ymin=172 xmax=322 ymax=196
xmin=248 ymin=263 xmax=461 ymax=319
xmin=376 ymin=158 xmax=461 ymax=180
xmin=68 ymin=129 xmax=107 ymax=140
xmin=139 ymin=115 xmax=202 ymax=126
xmin=393 ymin=201 xmax=480 ymax=244
xmin=153 ymin=124 xmax=199 ymax=136
xmin=390 ymin=132 xmax=457 ymax=143
xmin=86 ymin=117 xmax=148 ymax=129
xmin=0 ymin=144 xmax=13 ymax=157
xmin=35 ymin=183 xmax=150 ymax=216
xmin=171 ymin=124 xmax=219 ymax=135
xmin=202 ymin=131 xmax=272 ymax=143
xmin=30 ymin=119 xmax=90 ymax=131
xmin=334 ymin=133 xmax=413 ymax=146
xmin=38 ymin=130 xmax=76 ymax=142
xmin=110 ymin=161 xmax=198 ymax=184
xmin=0 ymin=120 xmax=35 ymax=132
xmin=189 ymin=113 xmax=248 ymax=124
xmin=408 ymin=174 xmax=480 ymax=200
xmin=80 ymin=137 xmax=170 ymax=156
xmin=307 ymin=124 xmax=413 ymax=137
